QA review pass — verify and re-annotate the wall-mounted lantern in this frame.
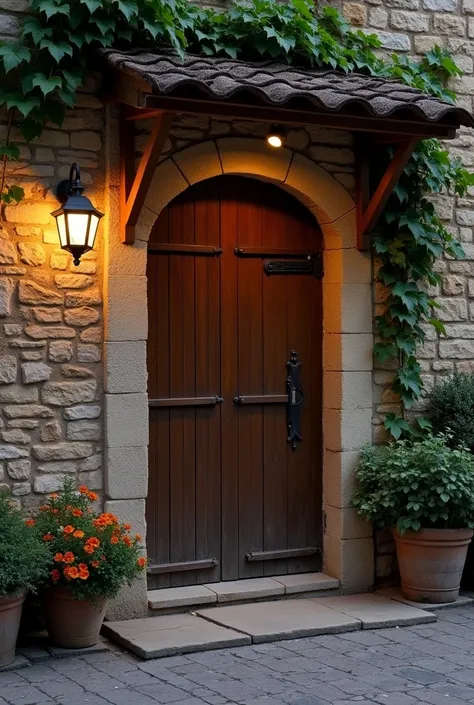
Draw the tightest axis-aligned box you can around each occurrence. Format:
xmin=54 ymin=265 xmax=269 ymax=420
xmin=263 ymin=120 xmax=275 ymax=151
xmin=51 ymin=163 xmax=104 ymax=266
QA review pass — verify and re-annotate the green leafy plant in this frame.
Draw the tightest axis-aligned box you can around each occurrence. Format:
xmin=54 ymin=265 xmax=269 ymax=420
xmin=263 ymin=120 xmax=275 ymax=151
xmin=0 ymin=492 xmax=50 ymax=597
xmin=353 ymin=434 xmax=474 ymax=534
xmin=33 ymin=480 xmax=146 ymax=600
xmin=0 ymin=0 xmax=471 ymax=436
xmin=429 ymin=373 xmax=474 ymax=451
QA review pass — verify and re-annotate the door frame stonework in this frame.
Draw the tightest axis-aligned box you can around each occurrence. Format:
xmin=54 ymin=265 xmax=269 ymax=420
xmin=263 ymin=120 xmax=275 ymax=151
xmin=104 ymin=108 xmax=374 ymax=619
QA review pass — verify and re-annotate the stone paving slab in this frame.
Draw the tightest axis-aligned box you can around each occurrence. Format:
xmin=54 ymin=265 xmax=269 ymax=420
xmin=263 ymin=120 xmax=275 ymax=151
xmin=317 ymin=593 xmax=437 ymax=628
xmin=102 ymin=612 xmax=251 ymax=659
xmin=197 ymin=598 xmax=360 ymax=643
xmin=377 ymin=586 xmax=474 ymax=611
xmin=203 ymin=577 xmax=285 ymax=603
xmin=273 ymin=572 xmax=340 ymax=594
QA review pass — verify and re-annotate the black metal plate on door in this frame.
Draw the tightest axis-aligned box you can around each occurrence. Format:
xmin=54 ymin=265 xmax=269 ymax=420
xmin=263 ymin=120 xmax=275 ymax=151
xmin=264 ymin=252 xmax=323 ymax=277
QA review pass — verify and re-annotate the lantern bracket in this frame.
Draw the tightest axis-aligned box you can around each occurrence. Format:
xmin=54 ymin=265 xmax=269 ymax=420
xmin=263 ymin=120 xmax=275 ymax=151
xmin=56 ymin=162 xmax=84 ymax=203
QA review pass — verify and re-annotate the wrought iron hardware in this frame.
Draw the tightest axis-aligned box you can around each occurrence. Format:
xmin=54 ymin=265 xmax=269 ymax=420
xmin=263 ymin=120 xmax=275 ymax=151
xmin=234 ymin=247 xmax=319 ymax=259
xmin=233 ymin=394 xmax=287 ymax=405
xmin=264 ymin=252 xmax=323 ymax=278
xmin=148 ymin=243 xmax=223 ymax=256
xmin=148 ymin=558 xmax=219 ymax=574
xmin=149 ymin=396 xmax=224 ymax=408
xmin=245 ymin=546 xmax=320 ymax=562
xmin=287 ymin=350 xmax=303 ymax=450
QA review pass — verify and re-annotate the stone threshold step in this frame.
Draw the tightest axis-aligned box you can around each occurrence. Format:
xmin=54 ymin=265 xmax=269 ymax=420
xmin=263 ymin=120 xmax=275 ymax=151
xmin=104 ymin=592 xmax=437 ymax=660
xmin=148 ymin=572 xmax=340 ymax=612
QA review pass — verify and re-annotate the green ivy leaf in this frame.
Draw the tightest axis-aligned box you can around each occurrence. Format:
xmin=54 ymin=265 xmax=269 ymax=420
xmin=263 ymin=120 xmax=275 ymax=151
xmin=19 ymin=118 xmax=43 ymax=142
xmin=0 ymin=44 xmax=31 ymax=73
xmin=83 ymin=0 xmax=102 ymax=11
xmin=22 ymin=17 xmax=53 ymax=45
xmin=7 ymin=96 xmax=41 ymax=118
xmin=384 ymin=413 xmax=411 ymax=440
xmin=40 ymin=39 xmax=73 ymax=63
xmin=43 ymin=100 xmax=65 ymax=126
xmin=31 ymin=73 xmax=62 ymax=96
xmin=36 ymin=0 xmax=69 ymax=19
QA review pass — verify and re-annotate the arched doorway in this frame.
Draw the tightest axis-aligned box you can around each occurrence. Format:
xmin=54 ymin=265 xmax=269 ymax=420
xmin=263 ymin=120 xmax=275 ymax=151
xmin=146 ymin=175 xmax=323 ymax=589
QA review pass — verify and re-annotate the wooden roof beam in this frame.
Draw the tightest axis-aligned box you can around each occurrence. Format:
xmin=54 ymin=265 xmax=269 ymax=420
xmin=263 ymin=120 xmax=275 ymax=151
xmin=120 ymin=106 xmax=173 ymax=244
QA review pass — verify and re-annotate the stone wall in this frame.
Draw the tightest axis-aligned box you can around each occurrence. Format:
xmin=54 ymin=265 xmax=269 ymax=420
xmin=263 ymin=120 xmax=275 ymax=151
xmin=0 ymin=1 xmax=105 ymax=507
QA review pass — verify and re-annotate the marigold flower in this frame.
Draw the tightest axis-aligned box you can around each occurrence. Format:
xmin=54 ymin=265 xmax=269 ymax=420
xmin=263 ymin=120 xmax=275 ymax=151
xmin=54 ymin=552 xmax=64 ymax=562
xmin=72 ymin=508 xmax=83 ymax=517
xmin=39 ymin=505 xmax=49 ymax=512
xmin=84 ymin=544 xmax=94 ymax=554
xmin=78 ymin=563 xmax=88 ymax=572
xmin=88 ymin=492 xmax=99 ymax=502
xmin=135 ymin=534 xmax=142 ymax=542
xmin=43 ymin=533 xmax=53 ymax=542
xmin=49 ymin=493 xmax=59 ymax=500
xmin=91 ymin=560 xmax=100 ymax=568
xmin=110 ymin=536 xmax=119 ymax=544
xmin=123 ymin=536 xmax=132 ymax=547
xmin=79 ymin=485 xmax=89 ymax=494
xmin=137 ymin=557 xmax=147 ymax=569
xmin=86 ymin=536 xmax=100 ymax=547
xmin=63 ymin=525 xmax=75 ymax=534
xmin=123 ymin=523 xmax=131 ymax=531
xmin=51 ymin=569 xmax=60 ymax=583
xmin=73 ymin=530 xmax=85 ymax=539
xmin=63 ymin=551 xmax=75 ymax=564
xmin=67 ymin=566 xmax=79 ymax=579
xmin=25 ymin=519 xmax=35 ymax=527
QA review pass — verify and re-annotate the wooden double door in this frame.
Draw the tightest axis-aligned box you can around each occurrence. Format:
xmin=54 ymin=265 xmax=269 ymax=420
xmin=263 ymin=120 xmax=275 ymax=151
xmin=146 ymin=176 xmax=323 ymax=589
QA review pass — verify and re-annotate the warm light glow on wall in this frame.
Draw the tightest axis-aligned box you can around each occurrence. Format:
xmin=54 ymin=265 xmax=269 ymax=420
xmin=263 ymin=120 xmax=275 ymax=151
xmin=267 ymin=126 xmax=286 ymax=148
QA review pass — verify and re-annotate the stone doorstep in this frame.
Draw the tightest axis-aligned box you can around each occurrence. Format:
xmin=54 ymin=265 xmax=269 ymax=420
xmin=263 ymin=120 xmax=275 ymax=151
xmin=376 ymin=586 xmax=474 ymax=611
xmin=148 ymin=573 xmax=340 ymax=611
xmin=104 ymin=592 xmax=436 ymax=659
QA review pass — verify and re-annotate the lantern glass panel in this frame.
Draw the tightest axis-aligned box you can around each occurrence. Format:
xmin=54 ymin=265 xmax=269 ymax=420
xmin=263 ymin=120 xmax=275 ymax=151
xmin=57 ymin=213 xmax=68 ymax=248
xmin=88 ymin=214 xmax=100 ymax=248
xmin=67 ymin=213 xmax=90 ymax=245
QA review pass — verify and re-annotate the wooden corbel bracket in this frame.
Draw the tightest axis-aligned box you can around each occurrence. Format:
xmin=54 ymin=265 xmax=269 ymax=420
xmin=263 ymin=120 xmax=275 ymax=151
xmin=120 ymin=106 xmax=173 ymax=244
xmin=356 ymin=137 xmax=418 ymax=251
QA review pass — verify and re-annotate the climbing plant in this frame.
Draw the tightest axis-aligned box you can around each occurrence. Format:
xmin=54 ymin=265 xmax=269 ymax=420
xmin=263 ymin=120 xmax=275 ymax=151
xmin=0 ymin=0 xmax=472 ymax=438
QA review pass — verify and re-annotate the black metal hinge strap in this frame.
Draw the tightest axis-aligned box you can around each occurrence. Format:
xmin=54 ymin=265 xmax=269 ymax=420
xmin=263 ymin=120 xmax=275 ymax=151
xmin=147 ymin=558 xmax=218 ymax=574
xmin=235 ymin=247 xmax=319 ymax=258
xmin=233 ymin=394 xmax=287 ymax=405
xmin=245 ymin=547 xmax=321 ymax=562
xmin=287 ymin=350 xmax=303 ymax=450
xmin=149 ymin=396 xmax=224 ymax=408
xmin=264 ymin=253 xmax=323 ymax=277
xmin=148 ymin=243 xmax=223 ymax=255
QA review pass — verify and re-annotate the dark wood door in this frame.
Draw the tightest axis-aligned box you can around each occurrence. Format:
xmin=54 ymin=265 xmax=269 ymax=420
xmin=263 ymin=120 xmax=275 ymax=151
xmin=147 ymin=176 xmax=323 ymax=589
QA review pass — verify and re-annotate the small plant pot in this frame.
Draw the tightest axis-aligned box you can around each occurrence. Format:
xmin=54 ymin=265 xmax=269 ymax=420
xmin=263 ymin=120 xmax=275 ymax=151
xmin=393 ymin=527 xmax=473 ymax=603
xmin=44 ymin=587 xmax=107 ymax=649
xmin=0 ymin=591 xmax=25 ymax=668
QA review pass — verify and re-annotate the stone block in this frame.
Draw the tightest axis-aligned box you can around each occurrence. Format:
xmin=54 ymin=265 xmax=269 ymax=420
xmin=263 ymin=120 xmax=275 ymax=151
xmin=325 ymin=506 xmax=373 ymax=540
xmin=2 ymin=429 xmax=30 ymax=445
xmin=32 ymin=442 xmax=92 ymax=461
xmin=438 ymin=298 xmax=467 ymax=321
xmin=37 ymin=461 xmax=77 ymax=474
xmin=80 ymin=327 xmax=101 ymax=343
xmin=0 ymin=235 xmax=16 ymax=264
xmin=77 ymin=344 xmax=101 ymax=363
xmin=148 ymin=586 xmax=217 ymax=610
xmin=173 ymin=141 xmax=223 ymax=185
xmin=55 ymin=274 xmax=93 ymax=289
xmin=318 ymin=594 xmax=435 ymax=628
xmin=364 ymin=29 xmax=410 ymax=50
xmin=324 ymin=408 xmax=372 ymax=452
xmin=0 ymin=385 xmax=38 ymax=403
xmin=0 ymin=446 xmax=29 ymax=459
xmin=19 ymin=280 xmax=62 ymax=305
xmin=106 ymin=445 xmax=148 ymax=500
xmin=71 ymin=131 xmax=101 ymax=151
xmin=34 ymin=474 xmax=70 ymax=493
xmin=0 ymin=278 xmax=14 ymax=317
xmin=218 ymin=137 xmax=292 ymax=185
xmin=273 ymin=573 xmax=340 ymax=594
xmin=21 ymin=362 xmax=53 ymax=384
xmin=323 ymin=371 xmax=372 ymax=410
xmin=323 ymin=536 xmax=374 ymax=592
xmin=105 ymin=341 xmax=147 ymax=394
xmin=32 ymin=307 xmax=62 ymax=323
xmin=7 ymin=459 xmax=30 ymax=480
xmin=434 ymin=13 xmax=466 ymax=34
xmin=49 ymin=340 xmax=73 ymax=362
xmin=105 ymin=276 xmax=147 ymax=342
xmin=18 ymin=243 xmax=45 ymax=266
xmin=0 ymin=355 xmax=17 ymax=383
xmin=42 ymin=380 xmax=97 ymax=406
xmin=324 ymin=283 xmax=372 ymax=334
xmin=67 ymin=420 xmax=101 ymax=441
xmin=391 ymin=9 xmax=429 ymax=30
xmin=4 ymin=404 xmax=53 ymax=419
xmin=144 ymin=160 xmax=188 ymax=219
xmin=205 ymin=578 xmax=285 ymax=603
xmin=5 ymin=204 xmax=52 ymax=224
xmin=64 ymin=307 xmax=100 ymax=327
xmin=324 ymin=249 xmax=371 ymax=284
xmin=65 ymin=289 xmax=101 ymax=307
xmin=105 ymin=393 xmax=148 ymax=447
xmin=343 ymin=2 xmax=367 ymax=25
xmin=64 ymin=405 xmax=101 ymax=420
xmin=25 ymin=325 xmax=75 ymax=340
xmin=60 ymin=364 xmax=94 ymax=378
xmin=40 ymin=420 xmax=62 ymax=442
xmin=324 ymin=333 xmax=373 ymax=372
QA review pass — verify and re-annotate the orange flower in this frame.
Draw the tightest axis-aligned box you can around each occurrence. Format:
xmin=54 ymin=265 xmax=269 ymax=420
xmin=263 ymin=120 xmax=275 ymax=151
xmin=137 ymin=557 xmax=147 ymax=569
xmin=39 ymin=505 xmax=50 ymax=512
xmin=86 ymin=537 xmax=100 ymax=548
xmin=73 ymin=530 xmax=84 ymax=539
xmin=63 ymin=525 xmax=75 ymax=535
xmin=51 ymin=569 xmax=61 ymax=583
xmin=135 ymin=534 xmax=142 ymax=542
xmin=78 ymin=563 xmax=89 ymax=580
xmin=25 ymin=519 xmax=35 ymax=527
xmin=49 ymin=493 xmax=59 ymax=500
xmin=63 ymin=551 xmax=75 ymax=564
xmin=91 ymin=560 xmax=100 ymax=568
xmin=110 ymin=536 xmax=119 ymax=544
xmin=88 ymin=491 xmax=99 ymax=502
xmin=79 ymin=485 xmax=89 ymax=494
xmin=72 ymin=508 xmax=83 ymax=517
xmin=65 ymin=566 xmax=79 ymax=579
xmin=78 ymin=563 xmax=88 ymax=572
xmin=43 ymin=533 xmax=53 ymax=542
xmin=84 ymin=544 xmax=94 ymax=554
xmin=123 ymin=536 xmax=132 ymax=547
xmin=53 ymin=552 xmax=64 ymax=563
xmin=123 ymin=523 xmax=131 ymax=531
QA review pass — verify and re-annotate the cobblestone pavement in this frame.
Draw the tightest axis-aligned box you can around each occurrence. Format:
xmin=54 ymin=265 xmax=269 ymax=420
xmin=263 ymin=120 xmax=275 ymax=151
xmin=5 ymin=605 xmax=474 ymax=705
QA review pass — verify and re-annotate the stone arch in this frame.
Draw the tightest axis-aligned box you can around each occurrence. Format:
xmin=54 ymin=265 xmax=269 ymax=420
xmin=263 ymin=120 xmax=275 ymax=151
xmin=104 ymin=136 xmax=374 ymax=618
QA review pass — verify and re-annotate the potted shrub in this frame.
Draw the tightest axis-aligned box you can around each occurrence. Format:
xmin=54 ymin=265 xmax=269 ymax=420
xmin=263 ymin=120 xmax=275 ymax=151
xmin=353 ymin=434 xmax=474 ymax=603
xmin=35 ymin=480 xmax=146 ymax=649
xmin=0 ymin=492 xmax=49 ymax=667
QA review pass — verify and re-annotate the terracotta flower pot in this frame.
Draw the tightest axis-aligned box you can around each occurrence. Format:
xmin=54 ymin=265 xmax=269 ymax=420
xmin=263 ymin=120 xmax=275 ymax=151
xmin=44 ymin=586 xmax=107 ymax=648
xmin=0 ymin=591 xmax=25 ymax=668
xmin=393 ymin=527 xmax=473 ymax=603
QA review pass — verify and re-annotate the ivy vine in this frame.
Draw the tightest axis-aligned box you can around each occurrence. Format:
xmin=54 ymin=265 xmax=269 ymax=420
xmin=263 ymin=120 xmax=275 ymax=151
xmin=0 ymin=0 xmax=473 ymax=438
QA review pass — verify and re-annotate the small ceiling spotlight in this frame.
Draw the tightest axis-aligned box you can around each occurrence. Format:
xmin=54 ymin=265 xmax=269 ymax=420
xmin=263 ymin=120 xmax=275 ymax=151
xmin=266 ymin=125 xmax=286 ymax=148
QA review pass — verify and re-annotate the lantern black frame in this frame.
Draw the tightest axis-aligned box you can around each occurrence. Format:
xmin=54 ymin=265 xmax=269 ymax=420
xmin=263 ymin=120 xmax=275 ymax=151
xmin=51 ymin=162 xmax=104 ymax=265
